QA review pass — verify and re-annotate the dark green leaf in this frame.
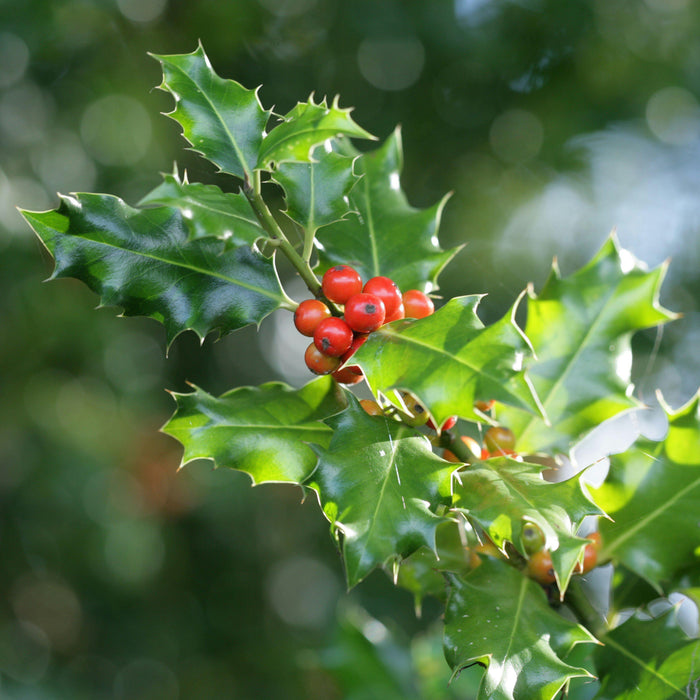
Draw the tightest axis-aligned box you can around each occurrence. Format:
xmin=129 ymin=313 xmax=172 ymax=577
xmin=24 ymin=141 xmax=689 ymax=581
xmin=498 ymin=235 xmax=677 ymax=455
xmin=273 ymin=149 xmax=359 ymax=234
xmin=452 ymin=456 xmax=604 ymax=592
xmin=444 ymin=559 xmax=597 ymax=700
xmin=594 ymin=391 xmax=700 ymax=591
xmin=595 ymin=609 xmax=700 ymax=699
xmin=353 ymin=295 xmax=543 ymax=429
xmin=151 ymin=43 xmax=270 ymax=182
xmin=163 ymin=376 xmax=346 ymax=485
xmin=139 ymin=169 xmax=265 ymax=246
xmin=21 ymin=193 xmax=287 ymax=344
xmin=257 ymin=95 xmax=374 ymax=168
xmin=316 ymin=129 xmax=459 ymax=292
xmin=309 ymin=394 xmax=456 ymax=588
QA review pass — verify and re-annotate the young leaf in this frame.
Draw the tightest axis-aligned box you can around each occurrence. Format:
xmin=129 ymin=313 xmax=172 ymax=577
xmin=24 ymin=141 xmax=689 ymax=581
xmin=309 ymin=394 xmax=456 ymax=588
xmin=21 ymin=193 xmax=287 ymax=345
xmin=315 ymin=128 xmax=459 ymax=292
xmin=444 ymin=559 xmax=597 ymax=700
xmin=497 ymin=234 xmax=677 ymax=455
xmin=139 ymin=170 xmax=265 ymax=247
xmin=595 ymin=609 xmax=700 ymax=698
xmin=163 ymin=376 xmax=346 ymax=485
xmin=452 ymin=456 xmax=605 ymax=592
xmin=352 ymin=295 xmax=543 ymax=428
xmin=257 ymin=95 xmax=374 ymax=168
xmin=151 ymin=43 xmax=270 ymax=183
xmin=273 ymin=149 xmax=359 ymax=235
xmin=593 ymin=391 xmax=700 ymax=591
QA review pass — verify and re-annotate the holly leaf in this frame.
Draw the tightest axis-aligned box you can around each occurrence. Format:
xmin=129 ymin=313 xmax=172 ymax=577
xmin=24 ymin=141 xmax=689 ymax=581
xmin=444 ymin=559 xmax=597 ymax=700
xmin=151 ymin=43 xmax=270 ymax=183
xmin=257 ymin=95 xmax=374 ymax=168
xmin=352 ymin=295 xmax=544 ymax=429
xmin=21 ymin=193 xmax=287 ymax=345
xmin=162 ymin=376 xmax=346 ymax=485
xmin=315 ymin=128 xmax=459 ymax=292
xmin=309 ymin=394 xmax=456 ymax=588
xmin=139 ymin=169 xmax=265 ymax=247
xmin=497 ymin=234 xmax=677 ymax=455
xmin=273 ymin=149 xmax=359 ymax=234
xmin=452 ymin=456 xmax=604 ymax=593
xmin=593 ymin=391 xmax=700 ymax=591
xmin=595 ymin=609 xmax=700 ymax=698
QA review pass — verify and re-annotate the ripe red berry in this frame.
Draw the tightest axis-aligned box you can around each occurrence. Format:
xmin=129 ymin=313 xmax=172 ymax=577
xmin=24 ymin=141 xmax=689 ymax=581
xmin=363 ymin=276 xmax=402 ymax=317
xmin=527 ymin=550 xmax=556 ymax=585
xmin=427 ymin=415 xmax=458 ymax=431
xmin=340 ymin=333 xmax=368 ymax=364
xmin=294 ymin=299 xmax=331 ymax=337
xmin=304 ymin=343 xmax=341 ymax=375
xmin=360 ymin=399 xmax=383 ymax=416
xmin=313 ymin=317 xmax=353 ymax=357
xmin=332 ymin=365 xmax=364 ymax=385
xmin=383 ymin=301 xmax=405 ymax=324
xmin=322 ymin=265 xmax=363 ymax=304
xmin=344 ymin=293 xmax=386 ymax=332
xmin=402 ymin=289 xmax=434 ymax=319
xmin=575 ymin=532 xmax=602 ymax=574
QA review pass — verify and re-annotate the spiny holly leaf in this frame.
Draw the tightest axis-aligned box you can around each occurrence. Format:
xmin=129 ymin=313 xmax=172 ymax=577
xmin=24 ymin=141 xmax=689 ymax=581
xmin=21 ymin=193 xmax=287 ymax=345
xmin=593 ymin=391 xmax=700 ymax=591
xmin=444 ymin=559 xmax=597 ymax=700
xmin=273 ymin=149 xmax=359 ymax=235
xmin=595 ymin=609 xmax=700 ymax=698
xmin=139 ymin=169 xmax=265 ymax=247
xmin=257 ymin=95 xmax=374 ymax=168
xmin=315 ymin=128 xmax=459 ymax=292
xmin=162 ymin=376 xmax=346 ymax=485
xmin=309 ymin=394 xmax=456 ymax=588
xmin=497 ymin=234 xmax=676 ymax=455
xmin=452 ymin=456 xmax=604 ymax=593
xmin=352 ymin=295 xmax=544 ymax=429
xmin=151 ymin=43 xmax=270 ymax=183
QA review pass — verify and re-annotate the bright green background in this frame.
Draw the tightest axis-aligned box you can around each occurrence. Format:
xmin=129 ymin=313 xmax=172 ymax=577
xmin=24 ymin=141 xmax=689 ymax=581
xmin=2 ymin=1 xmax=699 ymax=697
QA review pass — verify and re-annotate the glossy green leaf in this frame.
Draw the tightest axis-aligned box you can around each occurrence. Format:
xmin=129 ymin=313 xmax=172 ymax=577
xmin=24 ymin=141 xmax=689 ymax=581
xmin=273 ymin=149 xmax=359 ymax=234
xmin=595 ymin=609 xmax=700 ymax=699
xmin=444 ymin=559 xmax=597 ymax=700
xmin=315 ymin=128 xmax=459 ymax=292
xmin=151 ymin=43 xmax=270 ymax=183
xmin=21 ymin=193 xmax=287 ymax=344
xmin=593 ymin=391 xmax=700 ymax=591
xmin=163 ymin=376 xmax=346 ymax=485
xmin=258 ymin=95 xmax=374 ymax=168
xmin=452 ymin=456 xmax=604 ymax=592
xmin=309 ymin=394 xmax=456 ymax=588
xmin=353 ymin=295 xmax=543 ymax=428
xmin=139 ymin=169 xmax=265 ymax=246
xmin=498 ymin=234 xmax=677 ymax=455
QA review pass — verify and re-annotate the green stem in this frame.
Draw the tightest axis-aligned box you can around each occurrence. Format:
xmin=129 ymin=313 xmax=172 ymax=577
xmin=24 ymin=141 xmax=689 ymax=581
xmin=437 ymin=431 xmax=474 ymax=464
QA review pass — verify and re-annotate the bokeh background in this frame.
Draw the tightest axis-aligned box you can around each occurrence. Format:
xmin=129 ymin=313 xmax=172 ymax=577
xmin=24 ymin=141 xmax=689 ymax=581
xmin=2 ymin=0 xmax=700 ymax=697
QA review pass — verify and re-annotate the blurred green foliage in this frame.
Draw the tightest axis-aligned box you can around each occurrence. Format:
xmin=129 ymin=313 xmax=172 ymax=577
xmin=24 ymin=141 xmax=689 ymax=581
xmin=2 ymin=0 xmax=700 ymax=697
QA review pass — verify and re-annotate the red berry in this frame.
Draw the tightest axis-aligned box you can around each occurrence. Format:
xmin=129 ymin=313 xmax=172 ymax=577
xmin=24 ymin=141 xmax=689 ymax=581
xmin=360 ymin=399 xmax=383 ymax=416
xmin=344 ymin=293 xmax=386 ymax=332
xmin=402 ymin=289 xmax=434 ymax=319
xmin=294 ymin=299 xmax=331 ymax=337
xmin=363 ymin=276 xmax=402 ymax=317
xmin=332 ymin=365 xmax=364 ymax=385
xmin=322 ymin=265 xmax=363 ymax=304
xmin=527 ymin=550 xmax=556 ymax=585
xmin=383 ymin=301 xmax=405 ymax=324
xmin=304 ymin=343 xmax=341 ymax=375
xmin=313 ymin=317 xmax=353 ymax=357
xmin=427 ymin=415 xmax=458 ymax=431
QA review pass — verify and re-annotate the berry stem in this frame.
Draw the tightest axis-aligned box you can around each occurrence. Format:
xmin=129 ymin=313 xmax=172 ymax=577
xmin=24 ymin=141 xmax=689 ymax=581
xmin=244 ymin=181 xmax=341 ymax=314
xmin=438 ymin=430 xmax=474 ymax=464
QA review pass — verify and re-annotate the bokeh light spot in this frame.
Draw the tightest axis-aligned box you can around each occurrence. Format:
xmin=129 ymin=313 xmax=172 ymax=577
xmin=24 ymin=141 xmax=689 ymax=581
xmin=103 ymin=519 xmax=165 ymax=585
xmin=113 ymin=658 xmax=179 ymax=700
xmin=258 ymin=0 xmax=317 ymax=17
xmin=357 ymin=37 xmax=425 ymax=92
xmin=489 ymin=109 xmax=544 ymax=163
xmin=32 ymin=128 xmax=97 ymax=194
xmin=80 ymin=95 xmax=152 ymax=166
xmin=117 ymin=0 xmax=168 ymax=23
xmin=646 ymin=86 xmax=700 ymax=145
xmin=0 ymin=33 xmax=30 ymax=88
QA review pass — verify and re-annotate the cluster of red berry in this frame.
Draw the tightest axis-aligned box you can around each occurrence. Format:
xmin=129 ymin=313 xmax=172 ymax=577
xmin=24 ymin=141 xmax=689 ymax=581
xmin=294 ymin=264 xmax=435 ymax=383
